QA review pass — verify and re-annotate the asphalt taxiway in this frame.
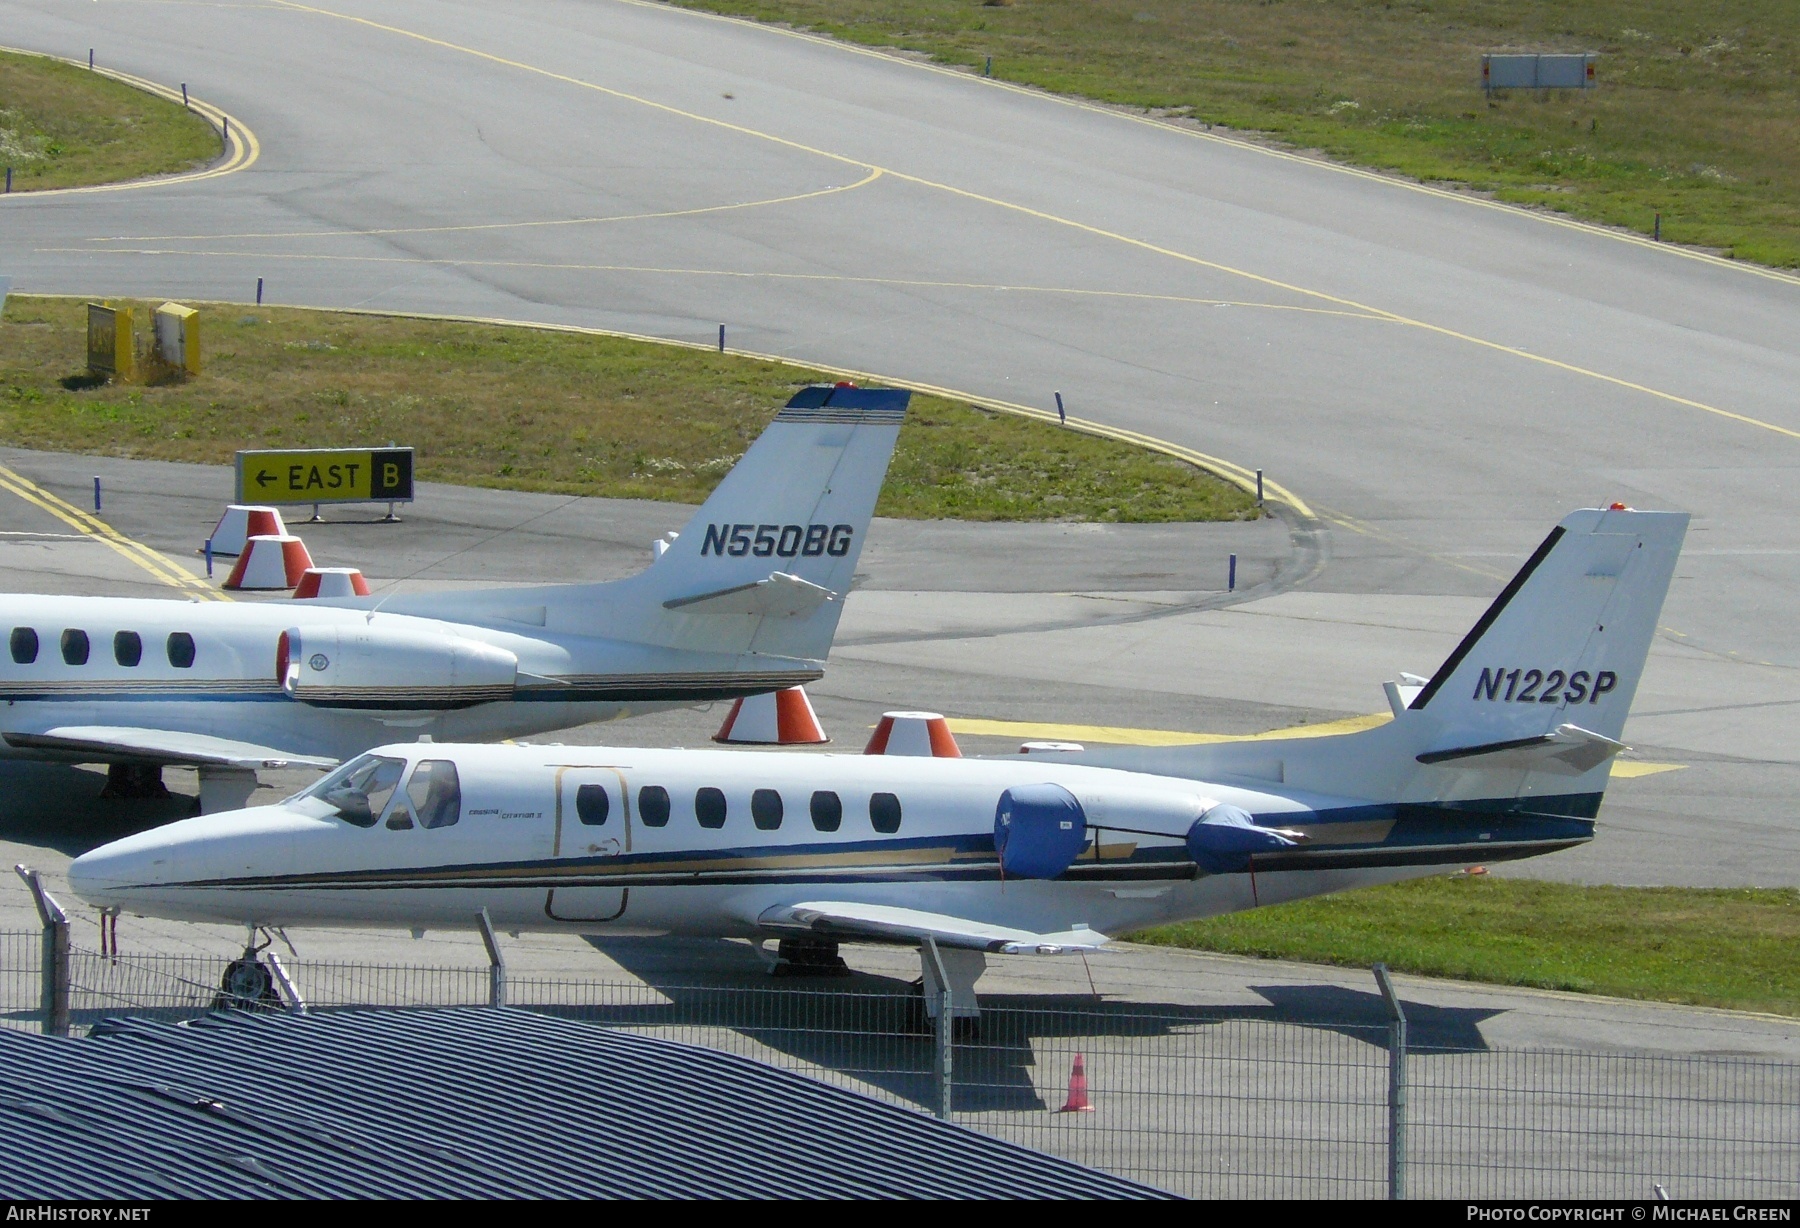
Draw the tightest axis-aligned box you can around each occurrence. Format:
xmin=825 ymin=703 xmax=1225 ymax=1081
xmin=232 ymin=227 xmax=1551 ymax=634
xmin=0 ymin=451 xmax=1791 ymax=1074
xmin=2 ymin=0 xmax=1793 ymax=892
xmin=0 ymin=0 xmax=1794 ymax=1099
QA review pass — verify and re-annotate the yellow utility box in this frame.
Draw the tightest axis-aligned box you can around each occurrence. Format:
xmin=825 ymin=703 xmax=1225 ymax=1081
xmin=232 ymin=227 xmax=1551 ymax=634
xmin=86 ymin=303 xmax=135 ymax=381
xmin=154 ymin=302 xmax=201 ymax=376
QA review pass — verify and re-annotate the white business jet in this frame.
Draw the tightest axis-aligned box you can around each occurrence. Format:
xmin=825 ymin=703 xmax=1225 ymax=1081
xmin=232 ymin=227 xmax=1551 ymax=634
xmin=0 ymin=385 xmax=906 ymax=811
xmin=71 ymin=506 xmax=1685 ymax=1011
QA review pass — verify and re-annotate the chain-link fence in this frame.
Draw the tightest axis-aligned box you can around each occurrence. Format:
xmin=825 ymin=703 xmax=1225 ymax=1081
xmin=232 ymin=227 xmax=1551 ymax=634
xmin=1 ymin=927 xmax=1794 ymax=1200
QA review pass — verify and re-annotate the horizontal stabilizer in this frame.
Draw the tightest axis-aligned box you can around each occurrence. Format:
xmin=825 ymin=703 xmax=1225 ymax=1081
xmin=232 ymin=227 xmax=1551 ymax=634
xmin=1416 ymin=723 xmax=1626 ymax=776
xmin=4 ymin=726 xmax=337 ymax=770
xmin=757 ymin=900 xmax=1107 ymax=955
xmin=663 ymin=571 xmax=836 ymax=619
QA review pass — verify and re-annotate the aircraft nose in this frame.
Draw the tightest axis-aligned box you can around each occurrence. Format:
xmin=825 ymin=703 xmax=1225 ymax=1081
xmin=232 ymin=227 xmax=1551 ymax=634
xmin=67 ymin=839 xmax=164 ymax=906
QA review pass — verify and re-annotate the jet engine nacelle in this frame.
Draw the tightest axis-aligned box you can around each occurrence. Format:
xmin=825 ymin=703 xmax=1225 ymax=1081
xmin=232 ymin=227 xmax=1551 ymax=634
xmin=995 ymin=784 xmax=1088 ymax=880
xmin=1186 ymin=804 xmax=1299 ymax=874
xmin=997 ymin=782 xmax=1217 ymax=879
xmin=279 ymin=624 xmax=518 ymax=710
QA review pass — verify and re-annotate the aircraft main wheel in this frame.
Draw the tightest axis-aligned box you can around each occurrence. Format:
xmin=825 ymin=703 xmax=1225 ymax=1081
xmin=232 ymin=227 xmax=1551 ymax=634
xmin=100 ymin=763 xmax=172 ymax=801
xmin=771 ymin=937 xmax=852 ymax=978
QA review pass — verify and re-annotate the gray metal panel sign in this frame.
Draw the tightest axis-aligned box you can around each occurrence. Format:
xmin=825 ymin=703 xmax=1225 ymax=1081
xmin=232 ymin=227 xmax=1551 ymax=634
xmin=1483 ymin=53 xmax=1597 ymax=90
xmin=1538 ymin=54 xmax=1596 ymax=88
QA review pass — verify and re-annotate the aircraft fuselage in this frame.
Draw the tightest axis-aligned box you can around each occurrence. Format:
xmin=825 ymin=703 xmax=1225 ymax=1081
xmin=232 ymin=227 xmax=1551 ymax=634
xmin=0 ymin=593 xmax=817 ymax=764
xmin=69 ymin=741 xmax=1596 ymax=942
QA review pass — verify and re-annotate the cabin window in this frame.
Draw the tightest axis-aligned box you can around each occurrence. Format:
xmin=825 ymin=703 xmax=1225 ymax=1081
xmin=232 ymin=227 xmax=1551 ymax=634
xmin=870 ymin=792 xmax=902 ymax=834
xmin=575 ymin=783 xmax=609 ymax=826
xmin=60 ymin=629 xmax=89 ymax=666
xmin=166 ymin=632 xmax=196 ymax=669
xmin=638 ymin=785 xmax=670 ymax=828
xmin=308 ymin=754 xmax=407 ymax=828
xmin=113 ymin=631 xmax=142 ymax=668
xmin=9 ymin=628 xmax=37 ymax=665
xmin=751 ymin=788 xmax=783 ymax=831
xmin=695 ymin=786 xmax=727 ymax=829
xmin=408 ymin=760 xmax=462 ymax=829
xmin=810 ymin=791 xmax=841 ymax=832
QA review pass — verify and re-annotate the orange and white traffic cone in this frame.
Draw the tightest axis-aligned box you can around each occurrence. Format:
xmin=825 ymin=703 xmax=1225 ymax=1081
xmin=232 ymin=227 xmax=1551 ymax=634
xmin=292 ymin=567 xmax=371 ymax=599
xmin=864 ymin=711 xmax=962 ymax=758
xmin=713 ymin=686 xmax=828 ymax=745
xmin=224 ymin=534 xmax=314 ymax=591
xmin=207 ymin=504 xmax=285 ymax=557
xmin=1057 ymin=1053 xmax=1096 ymax=1113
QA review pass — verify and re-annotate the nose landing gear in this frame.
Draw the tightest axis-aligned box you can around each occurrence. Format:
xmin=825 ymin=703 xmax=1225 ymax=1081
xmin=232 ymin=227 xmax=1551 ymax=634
xmin=212 ymin=927 xmax=303 ymax=1012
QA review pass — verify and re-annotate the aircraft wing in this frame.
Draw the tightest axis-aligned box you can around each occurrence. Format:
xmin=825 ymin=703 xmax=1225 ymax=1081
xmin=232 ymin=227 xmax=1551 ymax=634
xmin=1416 ymin=722 xmax=1626 ymax=776
xmin=3 ymin=726 xmax=337 ymax=770
xmin=756 ymin=900 xmax=1108 ymax=955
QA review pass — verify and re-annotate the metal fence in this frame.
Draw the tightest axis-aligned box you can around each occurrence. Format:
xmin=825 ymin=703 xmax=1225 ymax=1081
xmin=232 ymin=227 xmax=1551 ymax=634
xmin=1 ymin=926 xmax=1795 ymax=1200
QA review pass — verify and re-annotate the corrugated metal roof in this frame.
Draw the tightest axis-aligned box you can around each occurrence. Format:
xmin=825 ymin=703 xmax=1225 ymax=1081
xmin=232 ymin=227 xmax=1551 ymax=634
xmin=0 ymin=1008 xmax=1170 ymax=1198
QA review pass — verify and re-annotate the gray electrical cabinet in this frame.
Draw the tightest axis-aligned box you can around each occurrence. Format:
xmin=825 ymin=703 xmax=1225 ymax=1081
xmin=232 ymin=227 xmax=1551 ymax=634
xmin=1482 ymin=53 xmax=1597 ymax=91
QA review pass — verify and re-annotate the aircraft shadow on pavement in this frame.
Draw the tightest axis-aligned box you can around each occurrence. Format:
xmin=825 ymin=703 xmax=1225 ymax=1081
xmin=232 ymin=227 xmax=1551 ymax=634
xmin=570 ymin=937 xmax=1497 ymax=1113
xmin=0 ymin=762 xmax=196 ymax=858
xmin=1248 ymin=984 xmax=1499 ymax=1053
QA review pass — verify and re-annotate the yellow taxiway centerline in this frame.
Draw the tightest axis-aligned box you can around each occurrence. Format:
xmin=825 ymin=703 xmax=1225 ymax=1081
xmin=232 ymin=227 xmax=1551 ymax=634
xmin=254 ymin=0 xmax=1800 ymax=448
xmin=947 ymin=713 xmax=1687 ymax=779
xmin=947 ymin=712 xmax=1393 ymax=745
xmin=0 ymin=463 xmax=226 ymax=601
xmin=627 ymin=0 xmax=1800 ymax=291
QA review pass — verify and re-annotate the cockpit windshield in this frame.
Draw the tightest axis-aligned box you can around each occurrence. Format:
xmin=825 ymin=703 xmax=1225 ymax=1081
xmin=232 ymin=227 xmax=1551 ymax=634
xmin=296 ymin=753 xmax=408 ymax=827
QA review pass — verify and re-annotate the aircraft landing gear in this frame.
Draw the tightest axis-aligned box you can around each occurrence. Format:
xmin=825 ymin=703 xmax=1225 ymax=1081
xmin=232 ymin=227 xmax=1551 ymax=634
xmin=214 ymin=956 xmax=282 ymax=1011
xmin=770 ymin=937 xmax=852 ymax=978
xmin=912 ymin=944 xmax=987 ymax=1039
xmin=907 ymin=979 xmax=984 ymax=1040
xmin=99 ymin=763 xmax=170 ymax=800
xmin=211 ymin=928 xmax=294 ymax=1012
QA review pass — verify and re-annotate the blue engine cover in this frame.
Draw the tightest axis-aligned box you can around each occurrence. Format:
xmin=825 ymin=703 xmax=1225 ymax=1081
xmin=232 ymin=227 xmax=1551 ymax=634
xmin=994 ymin=784 xmax=1088 ymax=879
xmin=1186 ymin=804 xmax=1295 ymax=874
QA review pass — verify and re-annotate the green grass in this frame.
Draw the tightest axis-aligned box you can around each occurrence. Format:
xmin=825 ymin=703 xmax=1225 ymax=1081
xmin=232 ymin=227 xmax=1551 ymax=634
xmin=1135 ymin=876 xmax=1800 ymax=1016
xmin=0 ymin=49 xmax=220 ymax=191
xmin=678 ymin=0 xmax=1800 ymax=269
xmin=0 ymin=297 xmax=1256 ymax=522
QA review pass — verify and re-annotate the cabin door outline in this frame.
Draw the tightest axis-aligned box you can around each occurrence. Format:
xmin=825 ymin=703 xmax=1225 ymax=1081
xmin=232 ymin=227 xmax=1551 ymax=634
xmin=544 ymin=766 xmax=631 ymax=923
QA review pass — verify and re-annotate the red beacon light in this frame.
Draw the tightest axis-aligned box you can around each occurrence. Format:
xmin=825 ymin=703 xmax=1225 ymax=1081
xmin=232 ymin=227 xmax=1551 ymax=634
xmin=1609 ymin=502 xmax=1631 ymax=511
xmin=833 ymin=381 xmax=858 ymax=389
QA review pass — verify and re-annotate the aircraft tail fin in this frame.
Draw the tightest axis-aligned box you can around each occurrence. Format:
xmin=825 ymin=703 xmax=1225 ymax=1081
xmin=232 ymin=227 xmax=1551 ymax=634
xmin=1404 ymin=506 xmax=1687 ymax=748
xmin=1066 ymin=507 xmax=1687 ymax=806
xmin=587 ymin=384 xmax=907 ymax=660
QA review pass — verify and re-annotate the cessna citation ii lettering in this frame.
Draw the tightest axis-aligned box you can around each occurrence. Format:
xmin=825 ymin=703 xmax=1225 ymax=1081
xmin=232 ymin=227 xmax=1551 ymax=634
xmin=72 ymin=507 xmax=1685 ymax=1014
xmin=0 ymin=386 xmax=906 ymax=811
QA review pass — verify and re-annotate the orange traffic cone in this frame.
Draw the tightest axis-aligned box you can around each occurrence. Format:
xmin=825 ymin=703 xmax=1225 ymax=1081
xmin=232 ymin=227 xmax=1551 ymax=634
xmin=713 ymin=686 xmax=828 ymax=745
xmin=224 ymin=534 xmax=314 ymax=590
xmin=1057 ymin=1053 xmax=1096 ymax=1113
xmin=864 ymin=711 xmax=962 ymax=758
xmin=208 ymin=504 xmax=285 ymax=557
xmin=292 ymin=567 xmax=371 ymax=599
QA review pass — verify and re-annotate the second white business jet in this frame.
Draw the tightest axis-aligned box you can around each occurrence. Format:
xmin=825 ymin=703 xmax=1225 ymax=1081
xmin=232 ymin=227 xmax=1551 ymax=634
xmin=0 ymin=386 xmax=906 ymax=810
xmin=72 ymin=506 xmax=1685 ymax=1008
